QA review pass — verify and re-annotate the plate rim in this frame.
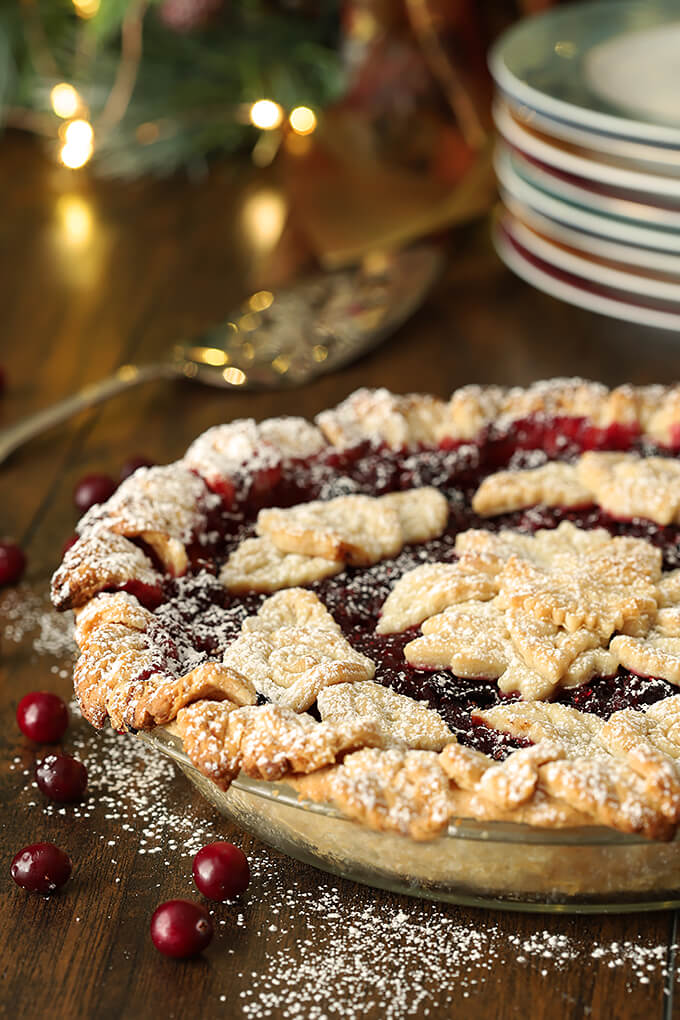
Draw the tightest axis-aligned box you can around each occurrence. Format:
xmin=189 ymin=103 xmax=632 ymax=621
xmin=493 ymin=101 xmax=680 ymax=198
xmin=495 ymin=150 xmax=680 ymax=253
xmin=489 ymin=0 xmax=680 ymax=147
xmin=502 ymin=143 xmax=680 ymax=229
xmin=501 ymin=210 xmax=680 ymax=302
xmin=500 ymin=191 xmax=680 ymax=274
xmin=493 ymin=219 xmax=680 ymax=331
xmin=500 ymin=95 xmax=680 ymax=170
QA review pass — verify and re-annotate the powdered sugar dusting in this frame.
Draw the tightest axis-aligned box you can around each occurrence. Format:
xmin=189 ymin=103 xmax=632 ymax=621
xmin=15 ymin=706 xmax=679 ymax=1016
xmin=2 ymin=586 xmax=77 ymax=659
xmin=8 ymin=587 xmax=679 ymax=1017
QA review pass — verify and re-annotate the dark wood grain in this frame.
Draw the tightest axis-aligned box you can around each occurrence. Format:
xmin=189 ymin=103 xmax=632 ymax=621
xmin=1 ymin=131 xmax=679 ymax=1020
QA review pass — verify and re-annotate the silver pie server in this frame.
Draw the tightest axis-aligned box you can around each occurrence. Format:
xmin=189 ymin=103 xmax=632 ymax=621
xmin=0 ymin=244 xmax=443 ymax=466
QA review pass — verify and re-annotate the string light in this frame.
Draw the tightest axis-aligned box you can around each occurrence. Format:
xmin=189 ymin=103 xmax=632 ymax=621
xmin=64 ymin=119 xmax=94 ymax=148
xmin=289 ymin=106 xmax=317 ymax=135
xmin=59 ymin=118 xmax=94 ymax=169
xmin=72 ymin=0 xmax=100 ymax=17
xmin=249 ymin=100 xmax=283 ymax=131
xmin=50 ymin=83 xmax=80 ymax=120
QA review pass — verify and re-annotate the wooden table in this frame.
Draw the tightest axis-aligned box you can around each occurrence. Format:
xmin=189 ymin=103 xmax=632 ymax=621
xmin=1 ymin=132 xmax=678 ymax=1020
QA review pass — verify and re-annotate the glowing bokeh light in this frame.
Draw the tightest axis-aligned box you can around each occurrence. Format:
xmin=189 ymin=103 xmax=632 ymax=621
xmin=289 ymin=106 xmax=317 ymax=135
xmin=59 ymin=119 xmax=94 ymax=169
xmin=223 ymin=367 xmax=246 ymax=386
xmin=249 ymin=100 xmax=283 ymax=131
xmin=50 ymin=83 xmax=80 ymax=120
xmin=64 ymin=119 xmax=94 ymax=148
xmin=72 ymin=0 xmax=100 ymax=17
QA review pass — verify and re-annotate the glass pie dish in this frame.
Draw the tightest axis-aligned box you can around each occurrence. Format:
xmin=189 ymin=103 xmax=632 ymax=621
xmin=143 ymin=728 xmax=680 ymax=915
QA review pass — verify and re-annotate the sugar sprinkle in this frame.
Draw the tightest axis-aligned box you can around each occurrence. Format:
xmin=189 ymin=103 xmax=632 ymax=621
xmin=6 ymin=582 xmax=680 ymax=1017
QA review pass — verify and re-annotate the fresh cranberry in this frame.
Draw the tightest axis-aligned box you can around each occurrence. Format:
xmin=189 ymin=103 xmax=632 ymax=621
xmin=0 ymin=366 xmax=6 ymax=396
xmin=11 ymin=843 xmax=71 ymax=893
xmin=35 ymin=754 xmax=87 ymax=802
xmin=73 ymin=473 xmax=117 ymax=512
xmin=17 ymin=692 xmax=69 ymax=743
xmin=119 ymin=455 xmax=154 ymax=482
xmin=193 ymin=842 xmax=250 ymax=900
xmin=150 ymin=900 xmax=213 ymax=958
xmin=0 ymin=541 xmax=26 ymax=586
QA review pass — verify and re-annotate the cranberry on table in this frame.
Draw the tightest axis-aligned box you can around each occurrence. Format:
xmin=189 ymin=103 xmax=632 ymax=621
xmin=17 ymin=692 xmax=69 ymax=743
xmin=73 ymin=473 xmax=117 ymax=512
xmin=193 ymin=841 xmax=250 ymax=900
xmin=119 ymin=455 xmax=154 ymax=481
xmin=35 ymin=754 xmax=87 ymax=802
xmin=11 ymin=843 xmax=72 ymax=893
xmin=150 ymin=900 xmax=213 ymax=958
xmin=0 ymin=541 xmax=26 ymax=586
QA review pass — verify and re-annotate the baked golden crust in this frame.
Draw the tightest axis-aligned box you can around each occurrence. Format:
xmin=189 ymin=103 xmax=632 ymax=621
xmin=52 ymin=381 xmax=680 ymax=843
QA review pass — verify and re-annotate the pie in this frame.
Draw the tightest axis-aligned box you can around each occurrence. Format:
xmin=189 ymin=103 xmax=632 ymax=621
xmin=51 ymin=379 xmax=680 ymax=842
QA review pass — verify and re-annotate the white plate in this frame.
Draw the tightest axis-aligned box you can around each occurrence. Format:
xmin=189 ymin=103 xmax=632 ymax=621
xmin=501 ymin=193 xmax=680 ymax=276
xmin=494 ymin=101 xmax=680 ymax=199
xmin=501 ymin=142 xmax=680 ymax=230
xmin=501 ymin=210 xmax=680 ymax=302
xmin=493 ymin=220 xmax=680 ymax=332
xmin=489 ymin=1 xmax=680 ymax=147
xmin=503 ymin=96 xmax=680 ymax=174
xmin=584 ymin=21 xmax=680 ymax=127
xmin=495 ymin=149 xmax=680 ymax=253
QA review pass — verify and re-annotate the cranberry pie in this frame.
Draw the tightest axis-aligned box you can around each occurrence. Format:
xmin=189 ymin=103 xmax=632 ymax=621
xmin=52 ymin=380 xmax=680 ymax=842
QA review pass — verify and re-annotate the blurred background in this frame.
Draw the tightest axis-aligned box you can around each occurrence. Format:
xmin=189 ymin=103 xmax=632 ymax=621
xmin=0 ymin=0 xmax=556 ymax=277
xmin=2 ymin=0 xmax=679 ymax=487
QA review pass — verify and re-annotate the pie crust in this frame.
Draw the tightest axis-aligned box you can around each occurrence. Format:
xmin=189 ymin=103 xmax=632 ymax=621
xmin=52 ymin=379 xmax=680 ymax=842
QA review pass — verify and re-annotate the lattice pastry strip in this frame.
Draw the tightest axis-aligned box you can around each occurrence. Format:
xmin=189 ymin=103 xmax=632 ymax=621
xmin=472 ymin=462 xmax=591 ymax=517
xmin=404 ymin=598 xmax=613 ymax=699
xmin=405 ymin=600 xmax=513 ymax=678
xmin=610 ymin=632 xmax=680 ymax=686
xmin=257 ymin=487 xmax=448 ymax=567
xmin=222 ymin=589 xmax=375 ymax=712
xmin=220 ymin=536 xmax=344 ymax=594
xmin=578 ymin=452 xmax=680 ymax=526
xmin=496 ymin=646 xmax=619 ymax=702
xmin=377 ymin=561 xmax=498 ymax=634
xmin=317 ymin=681 xmax=455 ymax=751
xmin=496 ymin=538 xmax=661 ymax=639
xmin=175 ymin=700 xmax=381 ymax=789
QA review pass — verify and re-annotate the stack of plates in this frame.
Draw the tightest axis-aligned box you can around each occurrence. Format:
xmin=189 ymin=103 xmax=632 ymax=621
xmin=488 ymin=1 xmax=680 ymax=330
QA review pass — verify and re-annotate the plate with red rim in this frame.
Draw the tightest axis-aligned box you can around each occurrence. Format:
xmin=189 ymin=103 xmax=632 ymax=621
xmin=500 ymin=193 xmax=680 ymax=277
xmin=497 ymin=140 xmax=680 ymax=231
xmin=501 ymin=95 xmax=680 ymax=176
xmin=493 ymin=101 xmax=680 ymax=200
xmin=498 ymin=209 xmax=680 ymax=305
xmin=496 ymin=152 xmax=680 ymax=254
xmin=492 ymin=214 xmax=680 ymax=331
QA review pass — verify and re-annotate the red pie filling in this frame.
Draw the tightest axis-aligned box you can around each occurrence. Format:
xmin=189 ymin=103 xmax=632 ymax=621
xmin=128 ymin=415 xmax=680 ymax=759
